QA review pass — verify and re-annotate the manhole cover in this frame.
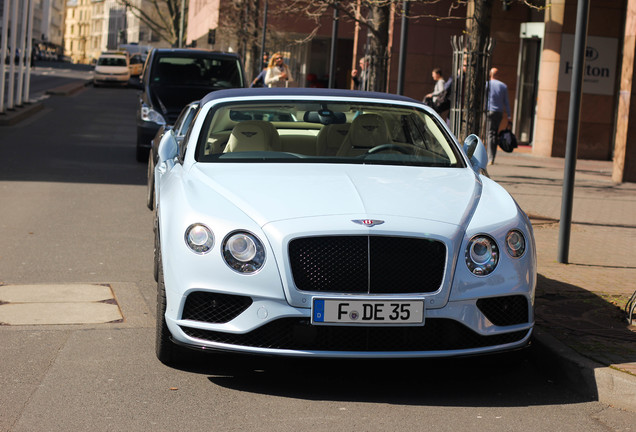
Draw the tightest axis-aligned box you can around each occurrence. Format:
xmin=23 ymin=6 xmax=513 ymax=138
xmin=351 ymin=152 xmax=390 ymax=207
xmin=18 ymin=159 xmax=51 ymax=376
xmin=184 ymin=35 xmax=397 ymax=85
xmin=0 ymin=284 xmax=123 ymax=325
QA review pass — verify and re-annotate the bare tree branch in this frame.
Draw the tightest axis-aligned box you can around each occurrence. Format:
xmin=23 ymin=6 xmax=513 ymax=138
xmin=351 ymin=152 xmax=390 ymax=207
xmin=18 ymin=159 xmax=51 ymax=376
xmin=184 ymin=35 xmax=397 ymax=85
xmin=117 ymin=0 xmax=186 ymax=46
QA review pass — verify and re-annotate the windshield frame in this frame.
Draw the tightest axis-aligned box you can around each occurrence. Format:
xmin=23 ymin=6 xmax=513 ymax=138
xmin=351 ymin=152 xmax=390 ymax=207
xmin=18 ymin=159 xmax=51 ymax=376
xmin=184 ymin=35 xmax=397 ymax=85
xmin=192 ymin=96 xmax=467 ymax=169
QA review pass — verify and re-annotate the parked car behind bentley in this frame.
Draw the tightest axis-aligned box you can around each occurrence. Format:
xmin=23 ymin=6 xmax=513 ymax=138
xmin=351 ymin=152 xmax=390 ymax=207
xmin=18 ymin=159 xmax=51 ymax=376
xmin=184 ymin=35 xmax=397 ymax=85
xmin=136 ymin=49 xmax=246 ymax=162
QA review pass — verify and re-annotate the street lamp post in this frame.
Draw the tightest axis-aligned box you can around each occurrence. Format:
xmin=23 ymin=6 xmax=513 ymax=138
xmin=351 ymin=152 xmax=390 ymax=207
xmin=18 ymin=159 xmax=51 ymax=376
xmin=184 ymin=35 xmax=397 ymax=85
xmin=558 ymin=0 xmax=590 ymax=264
xmin=0 ymin=0 xmax=11 ymax=113
xmin=397 ymin=0 xmax=409 ymax=95
xmin=179 ymin=0 xmax=186 ymax=48
xmin=328 ymin=3 xmax=339 ymax=89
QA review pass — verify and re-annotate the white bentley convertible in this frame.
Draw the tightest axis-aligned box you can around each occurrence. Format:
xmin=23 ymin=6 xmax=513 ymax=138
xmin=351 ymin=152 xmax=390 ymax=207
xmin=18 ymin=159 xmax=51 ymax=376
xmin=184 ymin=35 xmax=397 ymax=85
xmin=153 ymin=88 xmax=536 ymax=365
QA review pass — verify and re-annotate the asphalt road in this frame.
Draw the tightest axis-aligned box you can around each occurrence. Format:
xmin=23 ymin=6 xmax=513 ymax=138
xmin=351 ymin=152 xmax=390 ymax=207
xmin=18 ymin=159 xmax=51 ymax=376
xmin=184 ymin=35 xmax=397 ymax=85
xmin=1 ymin=86 xmax=635 ymax=431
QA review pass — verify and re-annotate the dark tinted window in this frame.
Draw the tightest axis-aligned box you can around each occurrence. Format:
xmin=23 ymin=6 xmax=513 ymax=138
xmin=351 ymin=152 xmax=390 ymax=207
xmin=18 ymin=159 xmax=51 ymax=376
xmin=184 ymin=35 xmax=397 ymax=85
xmin=151 ymin=55 xmax=243 ymax=88
xmin=98 ymin=57 xmax=127 ymax=66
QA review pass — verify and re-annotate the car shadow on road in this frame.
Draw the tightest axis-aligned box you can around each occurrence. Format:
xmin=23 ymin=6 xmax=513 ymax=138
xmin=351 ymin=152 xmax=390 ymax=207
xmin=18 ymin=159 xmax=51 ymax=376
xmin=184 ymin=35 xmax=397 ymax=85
xmin=190 ymin=348 xmax=592 ymax=407
xmin=163 ymin=339 xmax=590 ymax=407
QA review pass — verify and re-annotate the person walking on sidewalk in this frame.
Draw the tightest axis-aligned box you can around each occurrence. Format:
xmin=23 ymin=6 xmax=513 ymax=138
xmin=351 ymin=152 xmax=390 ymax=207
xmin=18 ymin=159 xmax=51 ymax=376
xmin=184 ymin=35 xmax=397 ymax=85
xmin=265 ymin=53 xmax=294 ymax=88
xmin=424 ymin=68 xmax=446 ymax=112
xmin=352 ymin=57 xmax=368 ymax=90
xmin=250 ymin=52 xmax=269 ymax=88
xmin=486 ymin=67 xmax=511 ymax=165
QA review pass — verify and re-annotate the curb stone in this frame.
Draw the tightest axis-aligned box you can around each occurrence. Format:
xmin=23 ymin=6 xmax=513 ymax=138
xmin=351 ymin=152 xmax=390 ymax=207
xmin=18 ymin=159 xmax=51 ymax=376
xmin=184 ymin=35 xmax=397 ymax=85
xmin=45 ymin=80 xmax=91 ymax=96
xmin=532 ymin=327 xmax=636 ymax=412
xmin=0 ymin=102 xmax=44 ymax=126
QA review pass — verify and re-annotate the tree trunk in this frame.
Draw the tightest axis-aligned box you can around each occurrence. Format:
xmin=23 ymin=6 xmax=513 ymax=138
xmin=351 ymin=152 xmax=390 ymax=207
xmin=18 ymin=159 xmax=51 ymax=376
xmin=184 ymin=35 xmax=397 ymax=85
xmin=366 ymin=4 xmax=390 ymax=92
xmin=464 ymin=0 xmax=493 ymax=138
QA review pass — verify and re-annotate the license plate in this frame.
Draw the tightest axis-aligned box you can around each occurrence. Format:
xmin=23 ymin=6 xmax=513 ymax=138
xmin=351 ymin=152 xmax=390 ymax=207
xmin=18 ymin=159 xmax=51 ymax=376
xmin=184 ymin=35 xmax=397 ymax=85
xmin=312 ymin=298 xmax=424 ymax=325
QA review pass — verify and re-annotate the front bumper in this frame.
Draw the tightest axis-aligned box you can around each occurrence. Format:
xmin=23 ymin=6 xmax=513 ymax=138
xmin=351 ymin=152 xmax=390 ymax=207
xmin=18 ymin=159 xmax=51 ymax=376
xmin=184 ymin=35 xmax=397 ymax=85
xmin=94 ymin=75 xmax=129 ymax=85
xmin=165 ymin=293 xmax=534 ymax=358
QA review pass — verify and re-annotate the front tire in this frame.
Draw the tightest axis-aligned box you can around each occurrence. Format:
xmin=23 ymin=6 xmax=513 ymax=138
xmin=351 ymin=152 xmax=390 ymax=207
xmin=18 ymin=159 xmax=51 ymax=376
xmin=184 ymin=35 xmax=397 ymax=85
xmin=155 ymin=255 xmax=183 ymax=366
xmin=153 ymin=215 xmax=160 ymax=282
xmin=146 ymin=151 xmax=155 ymax=210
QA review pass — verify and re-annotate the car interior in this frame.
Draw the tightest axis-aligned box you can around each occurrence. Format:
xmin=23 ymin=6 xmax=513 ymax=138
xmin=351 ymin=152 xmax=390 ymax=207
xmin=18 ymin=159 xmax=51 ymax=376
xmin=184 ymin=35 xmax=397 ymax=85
xmin=195 ymin=102 xmax=462 ymax=167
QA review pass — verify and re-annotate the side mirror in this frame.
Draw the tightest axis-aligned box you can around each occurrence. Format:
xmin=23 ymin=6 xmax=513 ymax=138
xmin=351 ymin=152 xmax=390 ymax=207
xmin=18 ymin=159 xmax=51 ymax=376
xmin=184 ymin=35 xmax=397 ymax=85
xmin=157 ymin=131 xmax=178 ymax=171
xmin=463 ymin=134 xmax=488 ymax=173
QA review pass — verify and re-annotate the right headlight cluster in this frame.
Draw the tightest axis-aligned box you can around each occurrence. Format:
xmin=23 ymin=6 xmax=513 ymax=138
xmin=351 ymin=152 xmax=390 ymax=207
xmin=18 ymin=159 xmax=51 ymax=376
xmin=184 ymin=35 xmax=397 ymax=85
xmin=465 ymin=230 xmax=526 ymax=276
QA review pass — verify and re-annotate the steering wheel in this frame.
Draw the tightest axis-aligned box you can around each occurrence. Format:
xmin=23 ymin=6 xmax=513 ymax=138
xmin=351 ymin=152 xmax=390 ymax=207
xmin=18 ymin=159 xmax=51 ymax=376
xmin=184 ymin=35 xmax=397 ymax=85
xmin=366 ymin=144 xmax=412 ymax=155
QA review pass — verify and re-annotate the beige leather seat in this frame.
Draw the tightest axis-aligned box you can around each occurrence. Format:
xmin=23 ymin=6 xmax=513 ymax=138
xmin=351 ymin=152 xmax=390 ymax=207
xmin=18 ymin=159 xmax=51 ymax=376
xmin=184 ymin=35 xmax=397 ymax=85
xmin=336 ymin=113 xmax=391 ymax=157
xmin=224 ymin=120 xmax=281 ymax=153
xmin=316 ymin=123 xmax=350 ymax=156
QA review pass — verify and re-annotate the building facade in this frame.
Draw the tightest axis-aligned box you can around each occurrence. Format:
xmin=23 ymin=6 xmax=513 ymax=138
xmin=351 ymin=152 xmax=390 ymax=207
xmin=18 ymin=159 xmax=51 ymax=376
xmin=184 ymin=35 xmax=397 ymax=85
xmin=188 ymin=0 xmax=636 ymax=182
xmin=1 ymin=0 xmax=66 ymax=59
xmin=62 ymin=0 xmax=169 ymax=64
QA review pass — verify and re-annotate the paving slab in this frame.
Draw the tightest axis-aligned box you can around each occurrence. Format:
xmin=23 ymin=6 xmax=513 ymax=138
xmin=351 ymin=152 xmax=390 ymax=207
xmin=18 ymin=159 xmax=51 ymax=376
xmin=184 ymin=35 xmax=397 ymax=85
xmin=0 ymin=284 xmax=122 ymax=325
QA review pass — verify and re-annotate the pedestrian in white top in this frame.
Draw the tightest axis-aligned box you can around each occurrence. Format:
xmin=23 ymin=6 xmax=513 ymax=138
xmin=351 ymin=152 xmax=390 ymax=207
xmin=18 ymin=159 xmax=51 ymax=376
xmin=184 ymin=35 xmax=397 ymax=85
xmin=265 ymin=53 xmax=294 ymax=88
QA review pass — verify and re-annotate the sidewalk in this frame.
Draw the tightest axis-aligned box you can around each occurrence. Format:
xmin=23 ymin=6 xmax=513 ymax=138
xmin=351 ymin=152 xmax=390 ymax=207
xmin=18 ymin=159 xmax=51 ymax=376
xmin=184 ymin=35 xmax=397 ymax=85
xmin=488 ymin=149 xmax=636 ymax=411
xmin=0 ymin=79 xmax=89 ymax=126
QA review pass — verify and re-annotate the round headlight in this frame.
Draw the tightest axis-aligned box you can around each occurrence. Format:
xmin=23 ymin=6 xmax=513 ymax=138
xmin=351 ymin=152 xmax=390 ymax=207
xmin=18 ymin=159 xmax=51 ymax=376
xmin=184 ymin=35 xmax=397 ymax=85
xmin=223 ymin=231 xmax=265 ymax=274
xmin=465 ymin=235 xmax=499 ymax=276
xmin=185 ymin=224 xmax=214 ymax=254
xmin=505 ymin=230 xmax=526 ymax=258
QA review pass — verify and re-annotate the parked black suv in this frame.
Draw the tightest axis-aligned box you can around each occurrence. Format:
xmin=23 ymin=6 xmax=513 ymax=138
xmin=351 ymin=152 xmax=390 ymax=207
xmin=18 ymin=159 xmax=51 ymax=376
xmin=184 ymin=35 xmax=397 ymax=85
xmin=135 ymin=49 xmax=246 ymax=161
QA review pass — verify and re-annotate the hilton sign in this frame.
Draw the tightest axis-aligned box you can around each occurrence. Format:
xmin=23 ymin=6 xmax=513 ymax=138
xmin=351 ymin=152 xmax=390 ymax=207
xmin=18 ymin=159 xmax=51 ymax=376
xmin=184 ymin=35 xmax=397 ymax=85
xmin=558 ymin=34 xmax=618 ymax=96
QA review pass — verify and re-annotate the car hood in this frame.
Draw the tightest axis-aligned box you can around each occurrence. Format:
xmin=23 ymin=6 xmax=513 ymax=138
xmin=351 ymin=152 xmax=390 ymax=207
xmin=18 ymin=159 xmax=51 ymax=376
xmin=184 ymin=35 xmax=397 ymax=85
xmin=189 ymin=163 xmax=480 ymax=228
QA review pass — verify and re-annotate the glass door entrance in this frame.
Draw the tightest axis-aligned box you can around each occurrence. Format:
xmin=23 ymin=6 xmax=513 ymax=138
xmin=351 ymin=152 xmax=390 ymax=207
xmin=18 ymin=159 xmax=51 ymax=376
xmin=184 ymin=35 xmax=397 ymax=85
xmin=514 ymin=23 xmax=544 ymax=146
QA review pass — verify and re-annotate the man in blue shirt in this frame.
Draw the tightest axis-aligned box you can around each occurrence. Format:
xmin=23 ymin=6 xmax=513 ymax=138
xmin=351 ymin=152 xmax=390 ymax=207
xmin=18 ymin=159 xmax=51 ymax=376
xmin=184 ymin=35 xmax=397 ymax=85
xmin=486 ymin=68 xmax=511 ymax=165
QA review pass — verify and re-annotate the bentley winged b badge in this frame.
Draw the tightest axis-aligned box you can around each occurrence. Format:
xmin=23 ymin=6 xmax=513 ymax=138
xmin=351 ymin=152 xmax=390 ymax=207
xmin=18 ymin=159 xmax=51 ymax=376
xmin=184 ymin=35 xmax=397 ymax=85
xmin=352 ymin=219 xmax=385 ymax=227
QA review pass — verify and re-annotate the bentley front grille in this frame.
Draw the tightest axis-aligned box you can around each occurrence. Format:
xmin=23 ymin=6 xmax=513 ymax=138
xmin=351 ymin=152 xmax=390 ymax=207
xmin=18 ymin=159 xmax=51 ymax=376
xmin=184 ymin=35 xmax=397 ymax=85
xmin=288 ymin=236 xmax=446 ymax=294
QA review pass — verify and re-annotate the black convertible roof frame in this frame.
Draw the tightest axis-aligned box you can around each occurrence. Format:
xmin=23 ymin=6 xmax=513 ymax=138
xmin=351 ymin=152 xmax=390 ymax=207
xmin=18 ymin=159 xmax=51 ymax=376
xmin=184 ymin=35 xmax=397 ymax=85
xmin=200 ymin=87 xmax=421 ymax=106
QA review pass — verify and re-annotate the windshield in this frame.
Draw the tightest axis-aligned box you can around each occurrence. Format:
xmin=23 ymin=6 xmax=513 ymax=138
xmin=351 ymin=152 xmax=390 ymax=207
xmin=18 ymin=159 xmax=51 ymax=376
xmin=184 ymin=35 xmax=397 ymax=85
xmin=151 ymin=55 xmax=243 ymax=88
xmin=195 ymin=100 xmax=464 ymax=167
xmin=98 ymin=57 xmax=127 ymax=66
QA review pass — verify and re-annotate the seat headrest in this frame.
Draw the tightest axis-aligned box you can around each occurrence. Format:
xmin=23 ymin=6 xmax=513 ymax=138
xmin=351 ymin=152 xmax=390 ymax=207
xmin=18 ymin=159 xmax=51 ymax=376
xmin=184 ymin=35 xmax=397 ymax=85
xmin=337 ymin=113 xmax=391 ymax=156
xmin=224 ymin=120 xmax=281 ymax=153
xmin=316 ymin=123 xmax=351 ymax=156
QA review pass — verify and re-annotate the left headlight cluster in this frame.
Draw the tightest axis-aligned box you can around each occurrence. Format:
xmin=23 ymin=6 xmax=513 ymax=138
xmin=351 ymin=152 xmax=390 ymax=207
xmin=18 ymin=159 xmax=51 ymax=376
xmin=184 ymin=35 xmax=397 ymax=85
xmin=184 ymin=224 xmax=265 ymax=274
xmin=223 ymin=231 xmax=265 ymax=274
xmin=465 ymin=230 xmax=526 ymax=276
